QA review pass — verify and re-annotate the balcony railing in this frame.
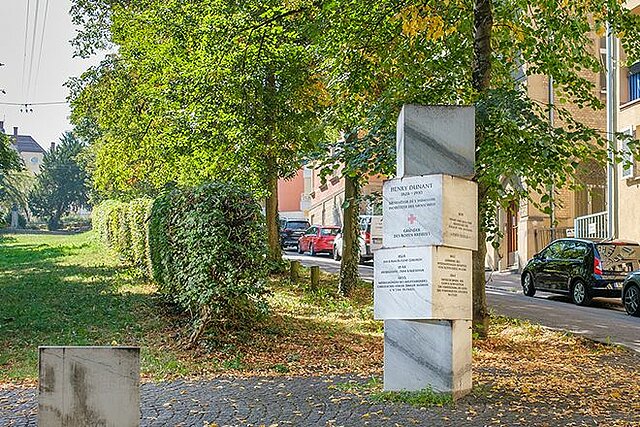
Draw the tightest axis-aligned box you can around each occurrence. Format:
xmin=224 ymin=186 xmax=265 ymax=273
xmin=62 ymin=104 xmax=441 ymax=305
xmin=574 ymin=211 xmax=608 ymax=240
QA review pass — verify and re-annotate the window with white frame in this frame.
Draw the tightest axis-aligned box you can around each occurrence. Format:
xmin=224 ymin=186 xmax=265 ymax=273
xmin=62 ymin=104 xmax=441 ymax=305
xmin=621 ymin=127 xmax=635 ymax=179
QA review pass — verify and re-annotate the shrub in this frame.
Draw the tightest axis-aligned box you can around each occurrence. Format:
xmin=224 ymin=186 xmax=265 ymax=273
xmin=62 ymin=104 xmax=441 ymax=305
xmin=149 ymin=182 xmax=269 ymax=343
xmin=128 ymin=199 xmax=153 ymax=273
xmin=92 ymin=200 xmax=119 ymax=244
xmin=112 ymin=202 xmax=133 ymax=262
xmin=92 ymin=200 xmax=136 ymax=264
xmin=92 ymin=182 xmax=269 ymax=343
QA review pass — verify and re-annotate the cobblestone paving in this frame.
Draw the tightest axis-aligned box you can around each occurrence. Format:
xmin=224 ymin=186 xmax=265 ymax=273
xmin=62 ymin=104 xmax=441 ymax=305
xmin=0 ymin=375 xmax=637 ymax=426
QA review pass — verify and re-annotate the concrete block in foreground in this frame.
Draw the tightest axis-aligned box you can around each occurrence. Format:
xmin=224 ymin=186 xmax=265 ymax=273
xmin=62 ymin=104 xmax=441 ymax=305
xmin=38 ymin=346 xmax=140 ymax=427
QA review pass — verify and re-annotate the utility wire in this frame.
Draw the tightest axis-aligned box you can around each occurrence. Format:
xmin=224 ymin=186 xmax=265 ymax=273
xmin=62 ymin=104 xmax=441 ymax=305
xmin=21 ymin=0 xmax=31 ymax=97
xmin=0 ymin=101 xmax=67 ymax=106
xmin=33 ymin=0 xmax=50 ymax=98
xmin=26 ymin=0 xmax=41 ymax=100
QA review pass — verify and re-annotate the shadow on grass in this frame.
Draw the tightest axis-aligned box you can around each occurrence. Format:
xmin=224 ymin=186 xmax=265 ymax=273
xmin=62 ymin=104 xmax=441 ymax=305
xmin=0 ymin=237 xmax=168 ymax=380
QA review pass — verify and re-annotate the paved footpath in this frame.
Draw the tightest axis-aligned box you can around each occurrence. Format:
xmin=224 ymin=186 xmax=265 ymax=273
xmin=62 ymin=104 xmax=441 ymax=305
xmin=2 ymin=373 xmax=638 ymax=426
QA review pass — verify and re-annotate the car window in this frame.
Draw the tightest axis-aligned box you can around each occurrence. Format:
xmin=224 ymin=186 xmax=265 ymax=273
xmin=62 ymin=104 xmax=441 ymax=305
xmin=306 ymin=227 xmax=317 ymax=236
xmin=321 ymin=228 xmax=340 ymax=236
xmin=359 ymin=216 xmax=370 ymax=231
xmin=287 ymin=221 xmax=309 ymax=230
xmin=544 ymin=242 xmax=564 ymax=259
xmin=562 ymin=241 xmax=589 ymax=260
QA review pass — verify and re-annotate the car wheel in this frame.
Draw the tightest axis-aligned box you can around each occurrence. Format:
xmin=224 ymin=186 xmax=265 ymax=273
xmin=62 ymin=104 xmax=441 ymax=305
xmin=571 ymin=279 xmax=592 ymax=306
xmin=310 ymin=244 xmax=317 ymax=256
xmin=623 ymin=283 xmax=640 ymax=317
xmin=522 ymin=272 xmax=536 ymax=297
xmin=297 ymin=244 xmax=303 ymax=254
xmin=333 ymin=245 xmax=341 ymax=261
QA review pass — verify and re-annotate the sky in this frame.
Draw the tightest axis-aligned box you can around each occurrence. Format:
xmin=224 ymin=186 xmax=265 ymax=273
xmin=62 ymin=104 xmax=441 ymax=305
xmin=0 ymin=0 xmax=100 ymax=150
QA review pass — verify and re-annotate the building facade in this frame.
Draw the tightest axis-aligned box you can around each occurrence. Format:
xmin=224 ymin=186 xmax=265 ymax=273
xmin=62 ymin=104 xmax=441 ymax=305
xmin=613 ymin=0 xmax=640 ymax=243
xmin=0 ymin=122 xmax=45 ymax=175
xmin=277 ymin=169 xmax=309 ymax=219
xmin=307 ymin=167 xmax=384 ymax=227
xmin=488 ymin=2 xmax=640 ymax=272
xmin=487 ymin=33 xmax=609 ymax=271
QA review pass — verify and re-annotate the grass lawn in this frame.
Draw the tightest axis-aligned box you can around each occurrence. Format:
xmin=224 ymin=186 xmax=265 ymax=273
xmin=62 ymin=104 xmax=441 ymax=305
xmin=0 ymin=231 xmax=383 ymax=382
xmin=1 ymin=231 xmax=639 ymax=422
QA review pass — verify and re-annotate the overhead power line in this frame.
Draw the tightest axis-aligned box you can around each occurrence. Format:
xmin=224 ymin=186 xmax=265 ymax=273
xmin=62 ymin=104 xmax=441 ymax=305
xmin=26 ymin=0 xmax=41 ymax=100
xmin=33 ymin=0 xmax=50 ymax=97
xmin=21 ymin=0 xmax=31 ymax=97
xmin=0 ymin=101 xmax=67 ymax=106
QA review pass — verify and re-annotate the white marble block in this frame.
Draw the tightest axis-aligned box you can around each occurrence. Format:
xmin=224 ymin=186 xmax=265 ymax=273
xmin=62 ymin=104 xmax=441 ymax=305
xmin=396 ymin=105 xmax=475 ymax=179
xmin=374 ymin=246 xmax=471 ymax=320
xmin=39 ymin=346 xmax=140 ymax=427
xmin=384 ymin=319 xmax=471 ymax=397
xmin=383 ymin=174 xmax=477 ymax=251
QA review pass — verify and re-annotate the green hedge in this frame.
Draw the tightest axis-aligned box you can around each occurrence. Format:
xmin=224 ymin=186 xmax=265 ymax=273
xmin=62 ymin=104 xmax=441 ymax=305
xmin=93 ymin=199 xmax=152 ymax=268
xmin=128 ymin=199 xmax=153 ymax=273
xmin=92 ymin=200 xmax=120 ymax=246
xmin=92 ymin=182 xmax=268 ymax=342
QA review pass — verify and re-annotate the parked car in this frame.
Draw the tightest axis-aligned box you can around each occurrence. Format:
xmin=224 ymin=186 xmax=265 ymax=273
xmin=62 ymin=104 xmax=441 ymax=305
xmin=280 ymin=218 xmax=310 ymax=249
xmin=622 ymin=272 xmax=640 ymax=316
xmin=521 ymin=238 xmax=640 ymax=306
xmin=332 ymin=232 xmax=365 ymax=262
xmin=332 ymin=215 xmax=383 ymax=262
xmin=521 ymin=239 xmax=640 ymax=305
xmin=297 ymin=225 xmax=341 ymax=256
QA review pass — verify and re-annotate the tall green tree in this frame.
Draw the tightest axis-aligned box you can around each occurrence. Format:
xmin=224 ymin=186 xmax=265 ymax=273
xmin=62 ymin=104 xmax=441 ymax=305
xmin=0 ymin=133 xmax=20 ymax=176
xmin=0 ymin=133 xmax=26 ymax=221
xmin=29 ymin=133 xmax=89 ymax=230
xmin=69 ymin=0 xmax=327 ymax=262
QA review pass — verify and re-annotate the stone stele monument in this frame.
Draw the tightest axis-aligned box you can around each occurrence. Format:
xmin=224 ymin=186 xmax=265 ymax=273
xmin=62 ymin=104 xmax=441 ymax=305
xmin=374 ymin=105 xmax=477 ymax=398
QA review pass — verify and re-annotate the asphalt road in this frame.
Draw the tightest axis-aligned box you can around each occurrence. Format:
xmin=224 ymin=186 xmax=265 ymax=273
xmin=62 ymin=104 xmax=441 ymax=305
xmin=284 ymin=250 xmax=640 ymax=353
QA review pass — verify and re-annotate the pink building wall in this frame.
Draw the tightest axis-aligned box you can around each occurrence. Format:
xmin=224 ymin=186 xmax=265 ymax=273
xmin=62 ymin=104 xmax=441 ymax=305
xmin=278 ymin=170 xmax=304 ymax=213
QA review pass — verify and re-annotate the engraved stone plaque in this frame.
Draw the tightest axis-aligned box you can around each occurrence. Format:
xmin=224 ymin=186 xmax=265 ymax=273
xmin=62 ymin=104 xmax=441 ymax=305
xmin=383 ymin=174 xmax=478 ymax=251
xmin=374 ymin=246 xmax=472 ymax=320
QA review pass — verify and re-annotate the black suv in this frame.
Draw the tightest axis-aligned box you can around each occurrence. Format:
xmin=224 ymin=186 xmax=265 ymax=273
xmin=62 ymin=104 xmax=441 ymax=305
xmin=521 ymin=238 xmax=640 ymax=306
xmin=280 ymin=219 xmax=310 ymax=248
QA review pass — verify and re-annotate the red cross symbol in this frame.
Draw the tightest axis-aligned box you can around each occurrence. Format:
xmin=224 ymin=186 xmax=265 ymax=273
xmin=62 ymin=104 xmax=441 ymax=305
xmin=408 ymin=214 xmax=417 ymax=225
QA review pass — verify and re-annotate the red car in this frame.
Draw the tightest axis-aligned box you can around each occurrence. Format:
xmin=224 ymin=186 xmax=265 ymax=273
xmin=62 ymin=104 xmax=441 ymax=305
xmin=297 ymin=225 xmax=341 ymax=256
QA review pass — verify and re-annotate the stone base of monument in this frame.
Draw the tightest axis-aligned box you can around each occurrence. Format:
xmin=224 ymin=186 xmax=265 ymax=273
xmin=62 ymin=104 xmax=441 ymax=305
xmin=383 ymin=319 xmax=471 ymax=398
xmin=39 ymin=346 xmax=140 ymax=427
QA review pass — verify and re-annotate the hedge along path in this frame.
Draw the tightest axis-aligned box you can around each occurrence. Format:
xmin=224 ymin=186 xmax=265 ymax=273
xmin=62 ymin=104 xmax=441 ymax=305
xmin=93 ymin=182 xmax=270 ymax=345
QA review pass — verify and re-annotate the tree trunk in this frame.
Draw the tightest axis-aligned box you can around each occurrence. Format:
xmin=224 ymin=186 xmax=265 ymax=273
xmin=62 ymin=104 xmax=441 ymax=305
xmin=339 ymin=174 xmax=360 ymax=296
xmin=472 ymin=0 xmax=493 ymax=91
xmin=472 ymin=0 xmax=493 ymax=338
xmin=265 ymin=156 xmax=282 ymax=264
xmin=264 ymin=67 xmax=282 ymax=266
xmin=48 ymin=210 xmax=62 ymax=231
xmin=472 ymin=184 xmax=490 ymax=337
